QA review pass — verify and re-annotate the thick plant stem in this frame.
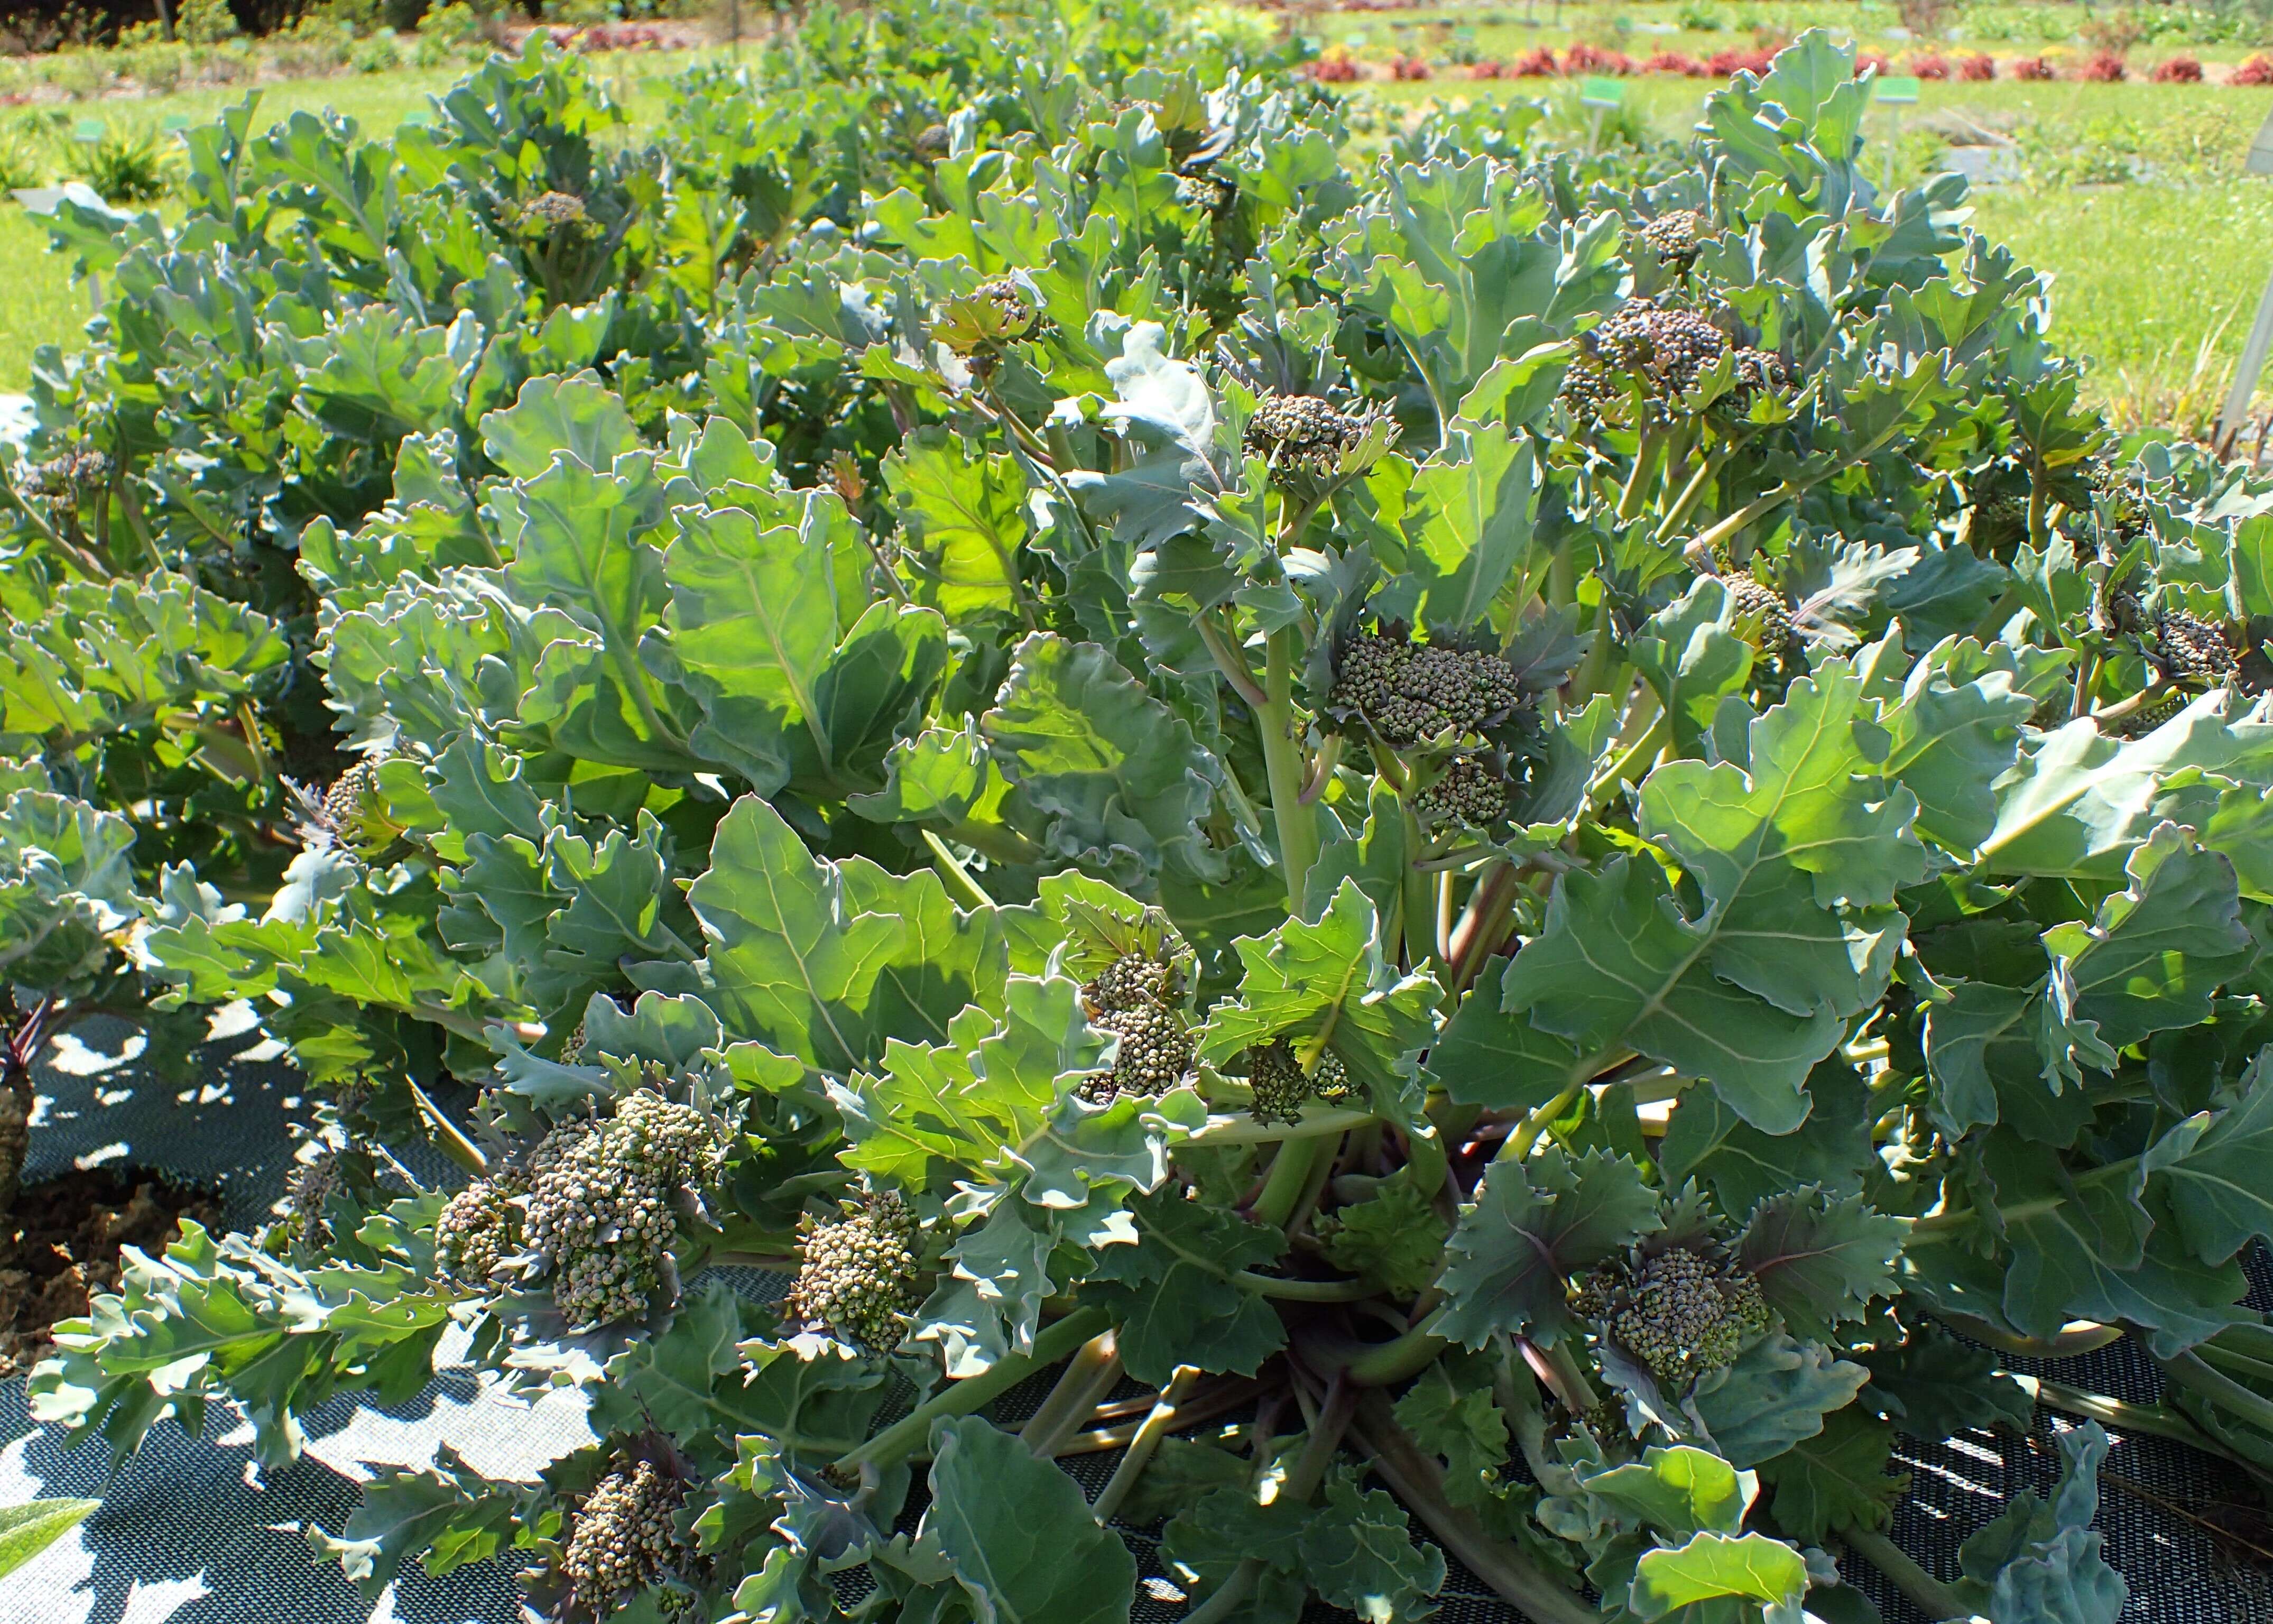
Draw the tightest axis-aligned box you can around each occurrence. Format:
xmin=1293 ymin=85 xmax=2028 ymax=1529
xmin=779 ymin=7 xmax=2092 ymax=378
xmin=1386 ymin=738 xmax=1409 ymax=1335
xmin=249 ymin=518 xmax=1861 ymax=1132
xmin=922 ymin=831 xmax=994 ymax=908
xmin=1258 ymin=626 xmax=1318 ymax=914
xmin=2161 ymin=1350 xmax=2273 ymax=1437
xmin=838 ymin=1307 xmax=1110 ymax=1472
xmin=2028 ymin=1379 xmax=2252 ymax=1466
xmin=1345 ymin=1318 xmax=1450 ymax=1386
xmin=1616 ymin=426 xmax=1665 ymax=521
xmin=1843 ymin=1527 xmax=1968 ymax=1622
xmin=1926 ymin=1309 xmax=2121 ymax=1359
xmin=1019 ymin=1330 xmax=1123 ymax=1457
xmin=1178 ymin=1107 xmax=1375 ymax=1148
xmin=1252 ymin=1136 xmax=1332 ymax=1230
xmin=406 ymin=1078 xmax=488 ymax=1176
xmin=1691 ymin=481 xmax=1801 ymax=561
xmin=1348 ymin=1391 xmax=1599 ymax=1624
xmin=1089 ymin=1366 xmax=1201 ymax=1524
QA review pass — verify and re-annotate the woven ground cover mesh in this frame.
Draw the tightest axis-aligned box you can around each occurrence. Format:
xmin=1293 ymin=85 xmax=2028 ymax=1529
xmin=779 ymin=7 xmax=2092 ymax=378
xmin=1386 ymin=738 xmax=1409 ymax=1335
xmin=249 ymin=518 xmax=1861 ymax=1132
xmin=2 ymin=1022 xmax=2265 ymax=1622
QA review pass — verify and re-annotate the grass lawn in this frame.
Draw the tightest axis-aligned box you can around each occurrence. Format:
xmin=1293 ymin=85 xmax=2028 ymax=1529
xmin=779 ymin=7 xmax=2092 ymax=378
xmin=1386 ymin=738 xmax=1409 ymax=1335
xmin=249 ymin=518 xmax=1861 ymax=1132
xmin=3 ymin=20 xmax=2271 ymax=437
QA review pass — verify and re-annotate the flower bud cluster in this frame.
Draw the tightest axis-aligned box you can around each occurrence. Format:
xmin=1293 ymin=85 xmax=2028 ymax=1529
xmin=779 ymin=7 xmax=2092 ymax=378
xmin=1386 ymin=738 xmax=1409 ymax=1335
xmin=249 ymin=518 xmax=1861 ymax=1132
xmin=562 ymin=1457 xmax=685 ymax=1617
xmin=787 ymin=1189 xmax=923 ymax=1353
xmin=1329 ymin=630 xmax=1522 ymax=747
xmin=1576 ymin=1243 xmax=1771 ymax=1388
xmin=1243 ymin=1037 xmax=1356 ymax=1125
xmin=433 ymin=1090 xmax=725 ymax=1330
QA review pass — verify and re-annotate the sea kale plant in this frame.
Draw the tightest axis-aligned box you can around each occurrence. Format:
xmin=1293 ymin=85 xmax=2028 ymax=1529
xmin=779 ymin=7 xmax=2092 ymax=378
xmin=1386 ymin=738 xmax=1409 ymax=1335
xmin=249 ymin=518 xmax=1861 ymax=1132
xmin=5 ymin=8 xmax=2273 ymax=1623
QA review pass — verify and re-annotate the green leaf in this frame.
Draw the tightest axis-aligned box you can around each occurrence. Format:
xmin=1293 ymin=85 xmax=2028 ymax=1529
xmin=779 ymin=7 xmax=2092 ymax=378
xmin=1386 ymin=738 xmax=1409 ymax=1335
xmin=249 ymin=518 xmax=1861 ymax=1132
xmin=983 ymin=634 xmax=1223 ymax=890
xmin=1756 ymin=1407 xmax=1902 ymax=1542
xmin=1422 ymin=988 xmax=1579 ymax=1118
xmin=1437 ymin=1148 xmax=1662 ymax=1348
xmin=2040 ymin=822 xmax=2257 ymax=1051
xmin=478 ymin=370 xmax=641 ymax=479
xmin=1658 ymin=1063 xmax=1874 ymax=1219
xmin=1626 ymin=1530 xmax=1810 ymax=1621
xmin=1298 ymin=1471 xmax=1447 ymax=1624
xmin=1501 ymin=660 xmax=1916 ymax=1133
xmin=923 ymin=1417 xmax=1136 ymax=1624
xmin=1687 ymin=1334 xmax=1870 ymax=1470
xmin=666 ymin=500 xmax=945 ymax=796
xmin=1955 ymin=1423 xmax=2127 ymax=1624
xmin=1318 ymin=1168 xmax=1450 ymax=1297
xmin=1640 ymin=660 xmax=1925 ymax=914
xmin=1736 ymin=1188 xmax=1904 ymax=1342
xmin=307 ymin=1446 xmax=523 ymax=1594
xmin=1086 ymin=1187 xmax=1287 ymax=1383
xmin=668 ymin=795 xmax=1007 ymax=1076
xmin=1196 ymin=877 xmax=1442 ymax=1104
xmin=1394 ymin=1361 xmax=1510 ymax=1505
xmin=1115 ymin=1437 xmax=1254 ymax=1527
xmin=1160 ymin=1484 xmax=1310 ymax=1623
xmin=917 ymin=1191 xmax=1103 ymax=1378
xmin=1400 ymin=421 xmax=1540 ymax=636
xmin=1980 ymin=703 xmax=2273 ymax=883
xmin=1961 ymin=1139 xmax=2250 ymax=1359
xmin=1860 ymin=1325 xmax=2035 ymax=1439
xmin=835 ymin=977 xmax=1100 ymax=1191
xmin=2146 ymin=1047 xmax=2273 ymax=1267
xmin=0 ymin=1497 xmax=99 ymax=1581
xmin=1874 ymin=634 xmax=2036 ymax=856
xmin=886 ymin=427 xmax=1033 ymax=621
xmin=1579 ymin=1445 xmax=1753 ymax=1539
xmin=1500 ymin=855 xmax=1874 ymax=1134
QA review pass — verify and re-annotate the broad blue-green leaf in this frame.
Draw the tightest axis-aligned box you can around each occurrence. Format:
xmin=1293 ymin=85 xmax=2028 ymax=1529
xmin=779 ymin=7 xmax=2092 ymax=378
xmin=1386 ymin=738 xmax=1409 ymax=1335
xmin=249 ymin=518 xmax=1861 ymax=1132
xmin=1627 ymin=1531 xmax=1809 ymax=1622
xmin=1438 ymin=1149 xmax=1662 ymax=1348
xmin=886 ymin=428 xmax=1032 ymax=620
xmin=1980 ymin=700 xmax=2273 ymax=882
xmin=924 ymin=1418 xmax=1135 ymax=1624
xmin=666 ymin=796 xmax=1005 ymax=1075
xmin=1875 ymin=635 xmax=2035 ymax=856
xmin=307 ymin=1446 xmax=523 ymax=1594
xmin=478 ymin=370 xmax=641 ymax=479
xmin=1421 ymin=988 xmax=1577 ymax=1116
xmin=1657 ymin=1063 xmax=1874 ymax=1218
xmin=1505 ymin=663 xmax=1916 ymax=1132
xmin=1757 ymin=1408 xmax=1902 ymax=1543
xmin=1068 ymin=321 xmax=1224 ymax=554
xmin=1500 ymin=857 xmax=1870 ymax=1134
xmin=2147 ymin=1048 xmax=2273 ymax=1267
xmin=667 ymin=503 xmax=947 ymax=796
xmin=2040 ymin=822 xmax=2257 ymax=1051
xmin=918 ymin=1191 xmax=1122 ymax=1377
xmin=1687 ymin=1334 xmax=1869 ymax=1469
xmin=1736 ymin=1188 xmax=1904 ymax=1342
xmin=1640 ymin=660 xmax=1925 ymax=914
xmin=1627 ymin=578 xmax=1756 ymax=758
xmin=983 ymin=634 xmax=1222 ymax=889
xmin=1400 ymin=422 xmax=1539 ymax=635
xmin=1084 ymin=1186 xmax=1285 ymax=1383
xmin=1969 ymin=1138 xmax=2251 ymax=1359
xmin=1298 ymin=1472 xmax=1447 ymax=1624
xmin=833 ymin=977 xmax=1101 ymax=1191
xmin=1955 ymin=1423 xmax=2127 ymax=1624
xmin=1197 ymin=878 xmax=1442 ymax=1103
xmin=1579 ymin=1446 xmax=1752 ymax=1539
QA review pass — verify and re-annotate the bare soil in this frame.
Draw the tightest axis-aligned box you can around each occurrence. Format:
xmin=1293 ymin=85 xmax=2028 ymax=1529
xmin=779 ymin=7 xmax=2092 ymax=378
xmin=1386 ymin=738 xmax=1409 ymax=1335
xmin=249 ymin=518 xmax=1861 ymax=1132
xmin=0 ymin=1168 xmax=219 ymax=1377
